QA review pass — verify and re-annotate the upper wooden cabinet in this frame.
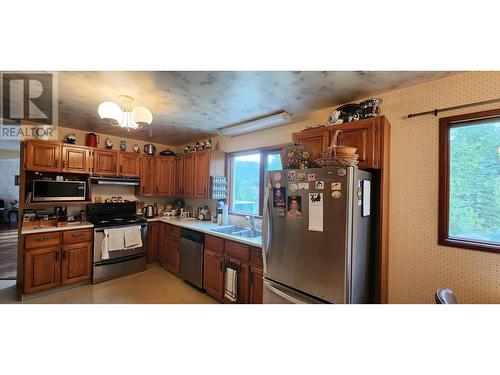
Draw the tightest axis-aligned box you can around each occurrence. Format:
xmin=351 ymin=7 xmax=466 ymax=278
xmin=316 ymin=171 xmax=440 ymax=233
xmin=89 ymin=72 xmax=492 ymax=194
xmin=292 ymin=116 xmax=389 ymax=169
xmin=61 ymin=145 xmax=92 ymax=173
xmin=292 ymin=127 xmax=330 ymax=160
xmin=24 ymin=141 xmax=61 ymax=172
xmin=119 ymin=152 xmax=140 ymax=177
xmin=93 ymin=149 xmax=118 ymax=176
xmin=182 ymin=153 xmax=195 ymax=198
xmin=140 ymin=155 xmax=156 ymax=196
xmin=174 ymin=155 xmax=184 ymax=196
xmin=156 ymin=157 xmax=175 ymax=196
xmin=194 ymin=151 xmax=210 ymax=198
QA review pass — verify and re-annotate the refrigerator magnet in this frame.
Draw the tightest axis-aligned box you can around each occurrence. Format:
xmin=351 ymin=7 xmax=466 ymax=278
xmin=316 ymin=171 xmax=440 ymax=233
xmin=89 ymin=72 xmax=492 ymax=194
xmin=289 ymin=183 xmax=298 ymax=193
xmin=297 ymin=172 xmax=306 ymax=182
xmin=287 ymin=171 xmax=296 ymax=181
xmin=331 ymin=182 xmax=341 ymax=190
xmin=287 ymin=196 xmax=302 ymax=220
xmin=298 ymin=182 xmax=309 ymax=190
xmin=273 ymin=172 xmax=282 ymax=182
xmin=315 ymin=181 xmax=324 ymax=190
xmin=273 ymin=187 xmax=286 ymax=208
xmin=337 ymin=168 xmax=346 ymax=176
xmin=308 ymin=193 xmax=323 ymax=232
xmin=275 ymin=182 xmax=281 ymax=189
xmin=277 ymin=207 xmax=286 ymax=217
xmin=307 ymin=173 xmax=316 ymax=182
xmin=332 ymin=191 xmax=341 ymax=199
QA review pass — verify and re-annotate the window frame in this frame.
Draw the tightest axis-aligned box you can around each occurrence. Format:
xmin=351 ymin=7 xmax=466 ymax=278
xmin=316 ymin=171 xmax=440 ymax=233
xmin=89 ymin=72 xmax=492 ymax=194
xmin=227 ymin=144 xmax=289 ymax=217
xmin=439 ymin=108 xmax=500 ymax=253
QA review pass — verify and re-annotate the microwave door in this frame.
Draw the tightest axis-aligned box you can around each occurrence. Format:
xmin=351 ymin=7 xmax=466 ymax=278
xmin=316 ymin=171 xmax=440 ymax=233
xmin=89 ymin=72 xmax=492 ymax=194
xmin=32 ymin=180 xmax=86 ymax=201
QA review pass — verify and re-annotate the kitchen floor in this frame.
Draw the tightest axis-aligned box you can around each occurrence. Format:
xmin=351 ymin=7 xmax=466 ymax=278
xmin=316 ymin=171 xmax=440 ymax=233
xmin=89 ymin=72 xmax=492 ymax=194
xmin=0 ymin=263 xmax=217 ymax=304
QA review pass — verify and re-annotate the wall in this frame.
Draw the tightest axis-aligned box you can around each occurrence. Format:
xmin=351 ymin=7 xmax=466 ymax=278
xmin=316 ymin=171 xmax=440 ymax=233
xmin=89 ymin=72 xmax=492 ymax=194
xmin=191 ymin=71 xmax=500 ymax=304
xmin=0 ymin=159 xmax=20 ymax=219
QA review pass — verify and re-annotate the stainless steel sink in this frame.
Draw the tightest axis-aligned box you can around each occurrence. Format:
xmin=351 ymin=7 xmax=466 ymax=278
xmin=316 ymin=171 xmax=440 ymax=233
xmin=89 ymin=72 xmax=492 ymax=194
xmin=211 ymin=225 xmax=262 ymax=238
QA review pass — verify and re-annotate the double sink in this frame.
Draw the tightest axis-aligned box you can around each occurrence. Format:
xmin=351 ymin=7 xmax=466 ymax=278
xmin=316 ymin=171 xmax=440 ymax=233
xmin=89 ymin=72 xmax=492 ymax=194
xmin=211 ymin=225 xmax=262 ymax=239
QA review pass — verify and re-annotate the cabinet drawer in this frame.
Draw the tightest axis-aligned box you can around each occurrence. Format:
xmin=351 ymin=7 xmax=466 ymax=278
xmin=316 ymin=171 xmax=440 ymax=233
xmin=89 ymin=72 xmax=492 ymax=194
xmin=25 ymin=232 xmax=61 ymax=250
xmin=164 ymin=224 xmax=180 ymax=238
xmin=251 ymin=247 xmax=263 ymax=269
xmin=225 ymin=240 xmax=250 ymax=263
xmin=205 ymin=235 xmax=224 ymax=254
xmin=63 ymin=229 xmax=93 ymax=244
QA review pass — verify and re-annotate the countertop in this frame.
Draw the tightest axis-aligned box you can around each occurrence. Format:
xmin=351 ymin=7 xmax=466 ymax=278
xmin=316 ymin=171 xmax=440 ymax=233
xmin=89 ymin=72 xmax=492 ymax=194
xmin=21 ymin=221 xmax=94 ymax=235
xmin=146 ymin=216 xmax=262 ymax=248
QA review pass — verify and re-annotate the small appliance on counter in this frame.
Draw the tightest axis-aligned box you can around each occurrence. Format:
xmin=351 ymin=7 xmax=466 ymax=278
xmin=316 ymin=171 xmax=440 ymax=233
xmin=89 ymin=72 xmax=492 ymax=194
xmin=142 ymin=204 xmax=155 ymax=218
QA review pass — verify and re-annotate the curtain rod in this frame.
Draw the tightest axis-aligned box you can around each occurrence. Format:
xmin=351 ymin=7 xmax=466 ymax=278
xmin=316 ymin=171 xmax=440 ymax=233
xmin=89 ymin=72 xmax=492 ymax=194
xmin=407 ymin=97 xmax=500 ymax=118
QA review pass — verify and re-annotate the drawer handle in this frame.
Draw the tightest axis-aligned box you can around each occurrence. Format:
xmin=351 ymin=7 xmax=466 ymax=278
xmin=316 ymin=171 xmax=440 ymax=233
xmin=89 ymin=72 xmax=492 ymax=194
xmin=72 ymin=233 xmax=83 ymax=238
xmin=35 ymin=237 xmax=49 ymax=242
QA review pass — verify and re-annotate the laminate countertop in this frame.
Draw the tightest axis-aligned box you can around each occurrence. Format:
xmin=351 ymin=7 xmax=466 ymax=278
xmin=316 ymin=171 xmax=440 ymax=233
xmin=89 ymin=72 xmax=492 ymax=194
xmin=145 ymin=216 xmax=262 ymax=248
xmin=21 ymin=221 xmax=94 ymax=235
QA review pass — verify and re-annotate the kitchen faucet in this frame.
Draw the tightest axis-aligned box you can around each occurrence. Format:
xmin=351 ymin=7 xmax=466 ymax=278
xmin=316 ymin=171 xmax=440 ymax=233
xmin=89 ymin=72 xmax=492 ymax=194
xmin=246 ymin=215 xmax=256 ymax=234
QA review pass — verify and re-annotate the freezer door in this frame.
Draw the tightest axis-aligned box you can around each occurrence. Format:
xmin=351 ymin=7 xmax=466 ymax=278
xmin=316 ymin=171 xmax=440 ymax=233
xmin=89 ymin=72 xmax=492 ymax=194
xmin=263 ymin=279 xmax=323 ymax=304
xmin=263 ymin=167 xmax=354 ymax=303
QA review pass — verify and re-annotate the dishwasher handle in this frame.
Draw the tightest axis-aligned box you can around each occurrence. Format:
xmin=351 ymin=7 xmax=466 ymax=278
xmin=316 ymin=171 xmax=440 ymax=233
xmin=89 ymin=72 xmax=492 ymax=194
xmin=180 ymin=228 xmax=205 ymax=243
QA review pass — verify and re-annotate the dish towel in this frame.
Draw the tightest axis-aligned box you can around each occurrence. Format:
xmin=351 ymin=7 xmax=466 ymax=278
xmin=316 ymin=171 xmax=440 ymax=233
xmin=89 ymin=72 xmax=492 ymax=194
xmin=107 ymin=228 xmax=126 ymax=251
xmin=100 ymin=231 xmax=110 ymax=260
xmin=224 ymin=267 xmax=238 ymax=302
xmin=124 ymin=226 xmax=143 ymax=249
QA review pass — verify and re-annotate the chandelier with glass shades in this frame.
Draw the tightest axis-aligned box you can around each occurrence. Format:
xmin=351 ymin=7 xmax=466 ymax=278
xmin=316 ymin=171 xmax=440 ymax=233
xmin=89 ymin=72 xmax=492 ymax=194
xmin=98 ymin=95 xmax=153 ymax=131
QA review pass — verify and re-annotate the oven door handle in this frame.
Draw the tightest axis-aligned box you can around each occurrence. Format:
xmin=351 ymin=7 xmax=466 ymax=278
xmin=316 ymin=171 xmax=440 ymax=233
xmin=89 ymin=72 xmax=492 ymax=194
xmin=94 ymin=252 xmax=146 ymax=266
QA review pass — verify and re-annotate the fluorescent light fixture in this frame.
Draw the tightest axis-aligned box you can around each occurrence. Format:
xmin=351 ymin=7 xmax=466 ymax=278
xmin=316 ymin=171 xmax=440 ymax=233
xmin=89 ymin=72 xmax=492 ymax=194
xmin=217 ymin=111 xmax=292 ymax=137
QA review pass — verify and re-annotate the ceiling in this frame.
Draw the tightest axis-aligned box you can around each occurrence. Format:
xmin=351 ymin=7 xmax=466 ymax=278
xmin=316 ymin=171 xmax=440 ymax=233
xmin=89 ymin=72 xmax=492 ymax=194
xmin=54 ymin=71 xmax=453 ymax=145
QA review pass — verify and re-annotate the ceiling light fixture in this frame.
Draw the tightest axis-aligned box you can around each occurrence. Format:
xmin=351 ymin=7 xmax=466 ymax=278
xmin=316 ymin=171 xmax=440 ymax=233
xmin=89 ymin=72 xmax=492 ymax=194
xmin=98 ymin=95 xmax=153 ymax=131
xmin=217 ymin=111 xmax=292 ymax=137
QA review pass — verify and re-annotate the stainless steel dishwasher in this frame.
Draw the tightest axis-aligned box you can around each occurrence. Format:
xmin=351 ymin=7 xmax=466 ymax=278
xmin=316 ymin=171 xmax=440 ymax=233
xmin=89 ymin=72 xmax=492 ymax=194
xmin=180 ymin=228 xmax=205 ymax=289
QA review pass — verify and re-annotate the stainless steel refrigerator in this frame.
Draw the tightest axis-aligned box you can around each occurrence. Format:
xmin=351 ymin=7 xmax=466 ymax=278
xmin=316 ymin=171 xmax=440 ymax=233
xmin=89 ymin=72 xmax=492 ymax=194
xmin=262 ymin=166 xmax=374 ymax=304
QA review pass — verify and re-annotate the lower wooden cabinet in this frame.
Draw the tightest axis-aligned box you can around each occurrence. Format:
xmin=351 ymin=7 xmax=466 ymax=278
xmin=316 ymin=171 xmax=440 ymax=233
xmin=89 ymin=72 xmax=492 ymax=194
xmin=224 ymin=258 xmax=250 ymax=304
xmin=163 ymin=224 xmax=180 ymax=274
xmin=23 ymin=229 xmax=93 ymax=294
xmin=203 ymin=249 xmax=225 ymax=301
xmin=250 ymin=266 xmax=263 ymax=304
xmin=147 ymin=222 xmax=160 ymax=262
xmin=61 ymin=242 xmax=92 ymax=285
xmin=24 ymin=246 xmax=61 ymax=294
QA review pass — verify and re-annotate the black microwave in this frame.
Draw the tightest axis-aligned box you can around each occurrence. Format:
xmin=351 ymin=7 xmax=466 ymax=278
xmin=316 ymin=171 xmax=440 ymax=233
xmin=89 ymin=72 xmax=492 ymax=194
xmin=32 ymin=180 xmax=86 ymax=202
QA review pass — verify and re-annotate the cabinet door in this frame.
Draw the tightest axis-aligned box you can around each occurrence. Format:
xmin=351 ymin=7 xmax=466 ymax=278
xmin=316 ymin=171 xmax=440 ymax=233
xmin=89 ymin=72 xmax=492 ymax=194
xmin=292 ymin=128 xmax=329 ymax=160
xmin=93 ymin=150 xmax=118 ymax=175
xmin=329 ymin=118 xmax=378 ymax=169
xmin=61 ymin=242 xmax=91 ymax=285
xmin=174 ymin=155 xmax=184 ymax=196
xmin=147 ymin=222 xmax=159 ymax=262
xmin=25 ymin=141 xmax=61 ymax=172
xmin=224 ymin=258 xmax=250 ymax=304
xmin=249 ymin=266 xmax=263 ymax=304
xmin=140 ymin=156 xmax=156 ymax=196
xmin=203 ymin=249 xmax=224 ymax=301
xmin=156 ymin=157 xmax=174 ymax=196
xmin=182 ymin=153 xmax=195 ymax=197
xmin=61 ymin=145 xmax=91 ymax=173
xmin=119 ymin=152 xmax=140 ymax=176
xmin=24 ymin=247 xmax=60 ymax=294
xmin=164 ymin=234 xmax=180 ymax=274
xmin=194 ymin=151 xmax=210 ymax=198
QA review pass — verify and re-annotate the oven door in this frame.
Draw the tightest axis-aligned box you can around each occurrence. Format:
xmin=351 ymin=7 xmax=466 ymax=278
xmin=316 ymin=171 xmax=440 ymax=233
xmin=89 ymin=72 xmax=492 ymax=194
xmin=93 ymin=224 xmax=148 ymax=263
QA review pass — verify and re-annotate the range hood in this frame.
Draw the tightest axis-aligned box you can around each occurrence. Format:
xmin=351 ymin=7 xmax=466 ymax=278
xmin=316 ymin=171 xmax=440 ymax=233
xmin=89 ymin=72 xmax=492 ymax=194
xmin=91 ymin=176 xmax=140 ymax=186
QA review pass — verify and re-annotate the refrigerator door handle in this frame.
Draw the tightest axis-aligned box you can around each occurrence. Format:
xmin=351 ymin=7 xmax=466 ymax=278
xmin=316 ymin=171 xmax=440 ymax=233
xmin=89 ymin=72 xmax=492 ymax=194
xmin=264 ymin=280 xmax=308 ymax=304
xmin=262 ymin=185 xmax=272 ymax=275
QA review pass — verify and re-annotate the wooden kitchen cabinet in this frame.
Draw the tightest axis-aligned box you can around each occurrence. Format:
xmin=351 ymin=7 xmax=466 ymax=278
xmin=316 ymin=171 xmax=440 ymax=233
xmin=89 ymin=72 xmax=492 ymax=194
xmin=174 ymin=155 xmax=184 ymax=196
xmin=163 ymin=224 xmax=180 ymax=274
xmin=61 ymin=242 xmax=92 ymax=285
xmin=24 ymin=141 xmax=61 ymax=172
xmin=194 ymin=151 xmax=210 ymax=198
xmin=250 ymin=266 xmax=263 ymax=304
xmin=147 ymin=221 xmax=160 ymax=262
xmin=140 ymin=155 xmax=156 ymax=196
xmin=203 ymin=249 xmax=225 ymax=301
xmin=61 ymin=145 xmax=92 ymax=173
xmin=182 ymin=153 xmax=195 ymax=197
xmin=292 ymin=127 xmax=330 ymax=160
xmin=119 ymin=152 xmax=140 ymax=177
xmin=93 ymin=149 xmax=118 ymax=175
xmin=24 ymin=246 xmax=61 ymax=294
xmin=156 ymin=157 xmax=175 ymax=196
